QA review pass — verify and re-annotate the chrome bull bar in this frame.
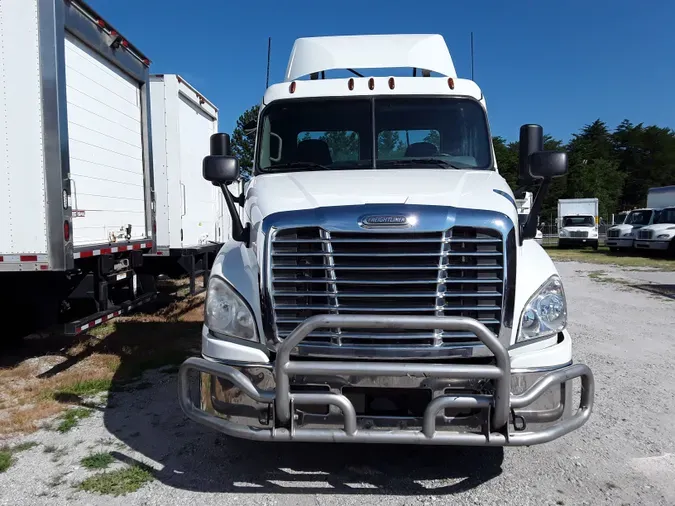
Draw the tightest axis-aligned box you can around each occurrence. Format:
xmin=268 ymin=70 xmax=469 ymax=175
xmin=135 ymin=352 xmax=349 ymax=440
xmin=178 ymin=315 xmax=595 ymax=445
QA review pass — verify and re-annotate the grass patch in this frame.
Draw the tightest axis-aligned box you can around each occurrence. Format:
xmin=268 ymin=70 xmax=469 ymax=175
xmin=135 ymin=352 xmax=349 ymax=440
xmin=53 ymin=378 xmax=112 ymax=398
xmin=0 ymin=441 xmax=39 ymax=473
xmin=12 ymin=441 xmax=38 ymax=453
xmin=78 ymin=464 xmax=154 ymax=496
xmin=546 ymin=246 xmax=675 ymax=270
xmin=56 ymin=407 xmax=92 ymax=433
xmin=87 ymin=322 xmax=116 ymax=339
xmin=0 ymin=449 xmax=13 ymax=473
xmin=81 ymin=452 xmax=115 ymax=470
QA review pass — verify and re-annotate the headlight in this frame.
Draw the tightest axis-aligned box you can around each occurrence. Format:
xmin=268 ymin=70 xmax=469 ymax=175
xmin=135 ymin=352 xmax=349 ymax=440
xmin=622 ymin=233 xmax=633 ymax=237
xmin=205 ymin=277 xmax=257 ymax=341
xmin=517 ymin=276 xmax=567 ymax=343
xmin=657 ymin=234 xmax=672 ymax=239
xmin=559 ymin=230 xmax=567 ymax=237
xmin=589 ymin=230 xmax=598 ymax=237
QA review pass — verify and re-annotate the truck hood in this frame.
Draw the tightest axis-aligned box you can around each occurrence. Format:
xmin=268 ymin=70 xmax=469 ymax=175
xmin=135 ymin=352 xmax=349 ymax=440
xmin=640 ymin=223 xmax=675 ymax=233
xmin=246 ymin=169 xmax=518 ymax=223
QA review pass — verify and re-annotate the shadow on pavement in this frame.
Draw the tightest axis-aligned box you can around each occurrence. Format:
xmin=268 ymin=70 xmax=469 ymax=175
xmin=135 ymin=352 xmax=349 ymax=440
xmin=101 ymin=320 xmax=504 ymax=496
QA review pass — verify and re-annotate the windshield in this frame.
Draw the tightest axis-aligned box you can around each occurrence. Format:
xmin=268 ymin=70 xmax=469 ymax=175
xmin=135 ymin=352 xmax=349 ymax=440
xmin=626 ymin=210 xmax=653 ymax=226
xmin=655 ymin=208 xmax=675 ymax=224
xmin=256 ymin=97 xmax=492 ymax=173
xmin=563 ymin=216 xmax=595 ymax=227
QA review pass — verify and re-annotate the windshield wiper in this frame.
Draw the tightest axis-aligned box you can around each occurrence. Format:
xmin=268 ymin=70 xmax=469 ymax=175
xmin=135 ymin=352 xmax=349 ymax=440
xmin=269 ymin=161 xmax=331 ymax=171
xmin=376 ymin=158 xmax=464 ymax=170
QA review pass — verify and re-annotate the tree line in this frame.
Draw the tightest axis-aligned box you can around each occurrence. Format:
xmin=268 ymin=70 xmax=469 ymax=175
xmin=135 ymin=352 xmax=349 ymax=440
xmin=231 ymin=105 xmax=675 ymax=217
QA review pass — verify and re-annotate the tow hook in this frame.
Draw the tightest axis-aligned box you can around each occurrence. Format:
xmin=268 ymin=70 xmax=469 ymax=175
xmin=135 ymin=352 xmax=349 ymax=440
xmin=511 ymin=408 xmax=527 ymax=432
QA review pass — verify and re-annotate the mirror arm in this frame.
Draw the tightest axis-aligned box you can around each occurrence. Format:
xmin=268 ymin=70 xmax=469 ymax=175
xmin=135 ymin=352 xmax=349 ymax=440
xmin=521 ymin=178 xmax=550 ymax=244
xmin=220 ymin=183 xmax=250 ymax=246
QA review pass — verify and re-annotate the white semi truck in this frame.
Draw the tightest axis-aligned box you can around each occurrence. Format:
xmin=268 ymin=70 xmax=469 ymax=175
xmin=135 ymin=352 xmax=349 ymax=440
xmin=178 ymin=34 xmax=594 ymax=446
xmin=557 ymin=198 xmax=599 ymax=249
xmin=0 ymin=0 xmax=224 ymax=340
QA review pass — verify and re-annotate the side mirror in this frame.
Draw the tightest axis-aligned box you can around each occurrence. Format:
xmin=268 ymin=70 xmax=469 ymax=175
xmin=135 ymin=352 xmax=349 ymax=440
xmin=518 ymin=124 xmax=543 ymax=185
xmin=518 ymin=124 xmax=568 ymax=181
xmin=529 ymin=151 xmax=568 ymax=179
xmin=203 ymin=155 xmax=239 ymax=184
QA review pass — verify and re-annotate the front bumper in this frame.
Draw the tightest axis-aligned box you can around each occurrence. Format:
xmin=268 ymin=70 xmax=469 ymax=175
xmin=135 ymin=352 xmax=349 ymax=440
xmin=179 ymin=315 xmax=594 ymax=446
xmin=635 ymin=239 xmax=670 ymax=251
xmin=605 ymin=238 xmax=633 ymax=248
xmin=559 ymin=237 xmax=598 ymax=247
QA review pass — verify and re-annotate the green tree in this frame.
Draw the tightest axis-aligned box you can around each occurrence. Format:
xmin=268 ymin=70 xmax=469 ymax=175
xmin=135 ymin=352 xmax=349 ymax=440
xmin=378 ymin=130 xmax=405 ymax=159
xmin=319 ymin=131 xmax=360 ymax=161
xmin=565 ymin=121 xmax=625 ymax=217
xmin=230 ymin=104 xmax=260 ymax=178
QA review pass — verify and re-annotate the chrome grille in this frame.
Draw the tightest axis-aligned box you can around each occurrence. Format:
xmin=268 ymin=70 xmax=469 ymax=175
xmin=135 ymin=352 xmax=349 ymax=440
xmin=638 ymin=230 xmax=653 ymax=240
xmin=269 ymin=227 xmax=504 ymax=350
xmin=607 ymin=229 xmax=620 ymax=238
xmin=569 ymin=231 xmax=589 ymax=238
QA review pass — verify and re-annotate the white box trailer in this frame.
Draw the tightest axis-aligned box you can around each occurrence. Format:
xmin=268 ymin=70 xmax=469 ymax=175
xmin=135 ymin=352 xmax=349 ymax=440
xmin=145 ymin=74 xmax=230 ymax=293
xmin=647 ymin=186 xmax=675 ymax=209
xmin=0 ymin=0 xmax=157 ymax=339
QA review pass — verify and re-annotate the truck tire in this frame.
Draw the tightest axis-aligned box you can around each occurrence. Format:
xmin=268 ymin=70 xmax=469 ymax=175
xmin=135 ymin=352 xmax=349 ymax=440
xmin=668 ymin=239 xmax=675 ymax=258
xmin=592 ymin=243 xmax=599 ymax=251
xmin=609 ymin=247 xmax=618 ymax=253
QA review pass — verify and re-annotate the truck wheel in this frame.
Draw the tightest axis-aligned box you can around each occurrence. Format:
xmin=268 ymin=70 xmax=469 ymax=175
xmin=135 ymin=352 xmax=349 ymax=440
xmin=668 ymin=239 xmax=675 ymax=258
xmin=609 ymin=247 xmax=618 ymax=253
xmin=592 ymin=243 xmax=599 ymax=251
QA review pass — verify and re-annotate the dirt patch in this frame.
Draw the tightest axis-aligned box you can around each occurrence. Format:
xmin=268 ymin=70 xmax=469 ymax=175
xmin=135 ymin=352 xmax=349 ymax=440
xmin=0 ymin=278 xmax=203 ymax=438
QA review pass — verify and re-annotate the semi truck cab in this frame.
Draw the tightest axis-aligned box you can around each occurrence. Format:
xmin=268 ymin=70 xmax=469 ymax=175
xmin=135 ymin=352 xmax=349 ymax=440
xmin=178 ymin=34 xmax=594 ymax=446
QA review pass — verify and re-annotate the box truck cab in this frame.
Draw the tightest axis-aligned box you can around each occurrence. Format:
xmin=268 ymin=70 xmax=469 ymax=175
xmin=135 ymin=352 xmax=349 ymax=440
xmin=178 ymin=35 xmax=594 ymax=446
xmin=634 ymin=207 xmax=675 ymax=253
xmin=557 ymin=198 xmax=599 ymax=249
xmin=606 ymin=208 xmax=656 ymax=252
xmin=633 ymin=186 xmax=675 ymax=254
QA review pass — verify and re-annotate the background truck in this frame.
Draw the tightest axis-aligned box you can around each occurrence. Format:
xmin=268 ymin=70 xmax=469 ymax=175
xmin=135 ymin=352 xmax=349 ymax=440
xmin=178 ymin=34 xmax=594 ymax=446
xmin=557 ymin=198 xmax=599 ymax=249
xmin=634 ymin=186 xmax=675 ymax=253
xmin=606 ymin=208 xmax=657 ymax=252
xmin=516 ymin=192 xmax=543 ymax=244
xmin=0 ymin=0 xmax=221 ymax=342
xmin=143 ymin=74 xmax=230 ymax=295
xmin=1 ymin=0 xmax=156 ymax=340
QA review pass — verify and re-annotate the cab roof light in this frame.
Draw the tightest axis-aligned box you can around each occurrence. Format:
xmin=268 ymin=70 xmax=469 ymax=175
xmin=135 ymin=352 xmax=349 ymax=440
xmin=348 ymin=78 xmax=354 ymax=91
xmin=448 ymin=77 xmax=455 ymax=89
xmin=388 ymin=77 xmax=395 ymax=90
xmin=289 ymin=81 xmax=296 ymax=93
xmin=368 ymin=77 xmax=375 ymax=90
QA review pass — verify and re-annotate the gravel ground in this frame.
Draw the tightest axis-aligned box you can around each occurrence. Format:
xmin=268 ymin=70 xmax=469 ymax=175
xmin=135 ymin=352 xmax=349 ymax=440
xmin=1 ymin=261 xmax=675 ymax=505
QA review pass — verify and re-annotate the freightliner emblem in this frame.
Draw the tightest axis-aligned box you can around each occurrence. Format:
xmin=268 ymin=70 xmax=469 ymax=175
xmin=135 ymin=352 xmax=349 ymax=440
xmin=359 ymin=214 xmax=411 ymax=228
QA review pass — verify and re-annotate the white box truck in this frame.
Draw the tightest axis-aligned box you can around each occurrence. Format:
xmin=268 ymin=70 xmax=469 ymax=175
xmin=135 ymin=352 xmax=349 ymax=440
xmin=634 ymin=186 xmax=675 ymax=254
xmin=177 ymin=34 xmax=594 ymax=446
xmin=557 ymin=198 xmax=599 ymax=249
xmin=0 ymin=0 xmax=158 ymax=340
xmin=144 ymin=74 xmax=230 ymax=294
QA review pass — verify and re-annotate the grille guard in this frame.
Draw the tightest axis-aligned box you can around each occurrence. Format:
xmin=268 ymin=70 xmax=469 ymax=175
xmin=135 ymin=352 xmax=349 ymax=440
xmin=179 ymin=315 xmax=594 ymax=445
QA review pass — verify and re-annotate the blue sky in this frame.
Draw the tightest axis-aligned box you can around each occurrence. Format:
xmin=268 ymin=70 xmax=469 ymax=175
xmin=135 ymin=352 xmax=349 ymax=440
xmin=89 ymin=0 xmax=674 ymax=142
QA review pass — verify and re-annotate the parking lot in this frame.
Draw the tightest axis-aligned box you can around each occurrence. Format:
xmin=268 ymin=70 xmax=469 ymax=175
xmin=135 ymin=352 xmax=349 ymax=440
xmin=1 ymin=259 xmax=675 ymax=505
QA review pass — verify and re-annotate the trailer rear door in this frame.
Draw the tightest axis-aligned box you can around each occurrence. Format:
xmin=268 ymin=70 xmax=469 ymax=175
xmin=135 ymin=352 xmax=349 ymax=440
xmin=65 ymin=33 xmax=147 ymax=247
